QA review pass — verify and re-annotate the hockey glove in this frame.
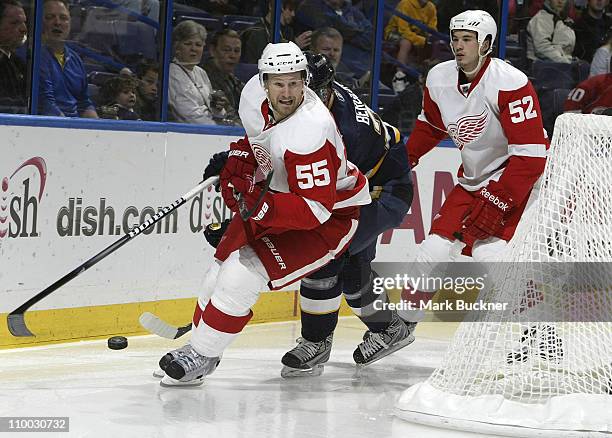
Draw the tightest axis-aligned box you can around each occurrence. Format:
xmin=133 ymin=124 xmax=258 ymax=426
xmin=203 ymin=151 xmax=229 ymax=185
xmin=455 ymin=181 xmax=514 ymax=246
xmin=220 ymin=138 xmax=257 ymax=212
xmin=203 ymin=219 xmax=230 ymax=248
xmin=229 ymin=175 xmax=275 ymax=225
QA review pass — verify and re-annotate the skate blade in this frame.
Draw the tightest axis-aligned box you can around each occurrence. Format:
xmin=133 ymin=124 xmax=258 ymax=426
xmin=153 ymin=368 xmax=165 ymax=378
xmin=356 ymin=334 xmax=416 ymax=369
xmin=280 ymin=364 xmax=324 ymax=378
xmin=159 ymin=375 xmax=204 ymax=387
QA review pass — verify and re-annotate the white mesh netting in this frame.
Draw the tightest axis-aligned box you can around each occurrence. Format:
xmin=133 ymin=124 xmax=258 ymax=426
xmin=396 ymin=114 xmax=612 ymax=436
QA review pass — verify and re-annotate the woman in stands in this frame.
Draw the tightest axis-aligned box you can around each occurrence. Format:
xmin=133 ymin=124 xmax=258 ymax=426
xmin=168 ymin=20 xmax=224 ymax=125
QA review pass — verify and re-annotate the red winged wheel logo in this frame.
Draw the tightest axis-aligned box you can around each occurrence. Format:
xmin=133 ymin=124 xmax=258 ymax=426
xmin=447 ymin=109 xmax=489 ymax=149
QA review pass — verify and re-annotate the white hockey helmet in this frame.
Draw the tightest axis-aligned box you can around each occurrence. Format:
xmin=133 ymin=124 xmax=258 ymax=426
xmin=449 ymin=10 xmax=497 ymax=56
xmin=258 ymin=41 xmax=309 ymax=86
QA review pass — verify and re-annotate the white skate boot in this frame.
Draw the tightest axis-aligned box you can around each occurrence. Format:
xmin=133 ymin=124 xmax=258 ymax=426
xmin=153 ymin=343 xmax=193 ymax=379
xmin=158 ymin=344 xmax=221 ymax=387
xmin=280 ymin=334 xmax=333 ymax=378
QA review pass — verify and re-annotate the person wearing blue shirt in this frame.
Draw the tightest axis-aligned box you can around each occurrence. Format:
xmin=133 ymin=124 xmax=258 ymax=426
xmin=38 ymin=0 xmax=97 ymax=118
xmin=296 ymin=0 xmax=374 ymax=75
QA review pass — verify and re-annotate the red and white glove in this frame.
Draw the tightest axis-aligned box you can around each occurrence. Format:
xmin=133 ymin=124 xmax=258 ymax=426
xmin=220 ymin=138 xmax=257 ymax=212
xmin=229 ymin=175 xmax=275 ymax=226
xmin=456 ymin=181 xmax=515 ymax=246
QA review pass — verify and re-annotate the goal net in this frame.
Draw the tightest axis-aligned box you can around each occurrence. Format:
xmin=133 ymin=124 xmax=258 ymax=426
xmin=396 ymin=114 xmax=612 ymax=436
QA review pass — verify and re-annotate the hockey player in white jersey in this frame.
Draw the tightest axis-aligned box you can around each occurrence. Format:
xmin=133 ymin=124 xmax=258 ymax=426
xmin=399 ymin=10 xmax=549 ymax=319
xmin=156 ymin=42 xmax=370 ymax=386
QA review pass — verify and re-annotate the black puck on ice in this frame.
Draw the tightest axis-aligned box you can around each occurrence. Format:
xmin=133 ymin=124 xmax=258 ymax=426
xmin=107 ymin=336 xmax=128 ymax=350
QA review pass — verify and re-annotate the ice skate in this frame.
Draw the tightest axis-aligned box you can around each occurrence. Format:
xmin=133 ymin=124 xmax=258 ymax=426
xmin=155 ymin=343 xmax=196 ymax=379
xmin=158 ymin=344 xmax=220 ymax=387
xmin=158 ymin=343 xmax=194 ymax=372
xmin=280 ymin=334 xmax=333 ymax=378
xmin=353 ymin=313 xmax=416 ymax=367
xmin=160 ymin=374 xmax=206 ymax=387
xmin=507 ymin=324 xmax=564 ymax=364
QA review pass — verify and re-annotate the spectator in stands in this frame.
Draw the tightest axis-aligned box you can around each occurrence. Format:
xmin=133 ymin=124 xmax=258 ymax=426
xmin=564 ymin=57 xmax=611 ymax=113
xmin=590 ymin=31 xmax=612 ymax=76
xmin=529 ymin=0 xmax=578 ymax=20
xmin=437 ymin=0 xmax=499 ymax=35
xmin=169 ymin=20 xmax=218 ymax=125
xmin=203 ymin=29 xmax=244 ymax=124
xmin=310 ymin=27 xmax=356 ymax=84
xmin=134 ymin=61 xmax=158 ymax=121
xmin=573 ymin=0 xmax=611 ymax=62
xmin=0 ymin=0 xmax=28 ymax=113
xmin=527 ymin=0 xmax=576 ymax=64
xmin=384 ymin=0 xmax=437 ymax=90
xmin=116 ymin=0 xmax=159 ymax=22
xmin=296 ymin=0 xmax=373 ymax=74
xmin=241 ymin=0 xmax=311 ymax=64
xmin=384 ymin=0 xmax=437 ymax=63
xmin=39 ymin=0 xmax=98 ymax=118
xmin=97 ymin=76 xmax=140 ymax=120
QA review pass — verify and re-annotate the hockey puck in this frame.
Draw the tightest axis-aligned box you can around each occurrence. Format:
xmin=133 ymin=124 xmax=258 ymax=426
xmin=107 ymin=336 xmax=128 ymax=350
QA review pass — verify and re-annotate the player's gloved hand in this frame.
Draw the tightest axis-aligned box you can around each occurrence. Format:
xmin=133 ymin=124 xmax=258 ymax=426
xmin=455 ymin=180 xmax=514 ymax=246
xmin=203 ymin=219 xmax=230 ymax=248
xmin=203 ymin=151 xmax=229 ymax=188
xmin=220 ymin=138 xmax=256 ymax=211
xmin=229 ymin=175 xmax=275 ymax=225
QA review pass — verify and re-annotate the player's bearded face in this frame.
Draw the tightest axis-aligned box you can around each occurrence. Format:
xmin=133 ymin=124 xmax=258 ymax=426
xmin=451 ymin=31 xmax=481 ymax=73
xmin=265 ymin=72 xmax=305 ymax=120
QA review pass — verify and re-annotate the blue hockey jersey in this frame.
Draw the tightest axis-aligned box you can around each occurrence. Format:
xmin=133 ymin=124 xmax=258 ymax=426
xmin=330 ymin=81 xmax=411 ymax=187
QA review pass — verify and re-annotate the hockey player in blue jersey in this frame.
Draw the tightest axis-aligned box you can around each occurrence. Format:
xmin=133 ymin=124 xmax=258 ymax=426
xmin=279 ymin=53 xmax=415 ymax=376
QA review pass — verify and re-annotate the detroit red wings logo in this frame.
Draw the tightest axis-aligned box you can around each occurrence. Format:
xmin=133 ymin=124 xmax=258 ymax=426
xmin=447 ymin=110 xmax=489 ymax=149
xmin=251 ymin=143 xmax=273 ymax=178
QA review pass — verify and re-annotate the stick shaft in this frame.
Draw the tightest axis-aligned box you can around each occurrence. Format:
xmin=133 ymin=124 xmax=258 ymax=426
xmin=7 ymin=177 xmax=217 ymax=336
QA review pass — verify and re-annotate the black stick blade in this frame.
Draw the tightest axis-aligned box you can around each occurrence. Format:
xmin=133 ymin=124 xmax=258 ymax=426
xmin=174 ymin=324 xmax=193 ymax=339
xmin=7 ymin=313 xmax=35 ymax=337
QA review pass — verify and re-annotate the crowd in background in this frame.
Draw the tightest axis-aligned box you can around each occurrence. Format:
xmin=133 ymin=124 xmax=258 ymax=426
xmin=0 ymin=0 xmax=610 ymax=134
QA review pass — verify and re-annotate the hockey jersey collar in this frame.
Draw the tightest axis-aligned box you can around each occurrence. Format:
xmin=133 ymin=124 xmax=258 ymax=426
xmin=456 ymin=56 xmax=492 ymax=98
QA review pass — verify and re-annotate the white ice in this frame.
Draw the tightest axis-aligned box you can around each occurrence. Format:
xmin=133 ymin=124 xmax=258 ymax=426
xmin=0 ymin=318 xmax=483 ymax=437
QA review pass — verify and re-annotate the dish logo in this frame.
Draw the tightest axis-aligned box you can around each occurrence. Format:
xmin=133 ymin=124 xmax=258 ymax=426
xmin=0 ymin=157 xmax=47 ymax=238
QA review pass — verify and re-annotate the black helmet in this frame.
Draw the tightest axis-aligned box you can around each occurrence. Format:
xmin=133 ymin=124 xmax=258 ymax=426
xmin=304 ymin=51 xmax=335 ymax=102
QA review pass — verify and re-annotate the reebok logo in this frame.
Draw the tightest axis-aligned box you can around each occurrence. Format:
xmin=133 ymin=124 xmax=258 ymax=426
xmin=480 ymin=188 xmax=510 ymax=211
xmin=229 ymin=150 xmax=250 ymax=159
xmin=252 ymin=201 xmax=269 ymax=221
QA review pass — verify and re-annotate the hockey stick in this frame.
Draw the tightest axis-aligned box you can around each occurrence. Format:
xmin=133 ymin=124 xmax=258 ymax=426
xmin=137 ymin=171 xmax=274 ymax=340
xmin=139 ymin=312 xmax=192 ymax=339
xmin=7 ymin=176 xmax=219 ymax=337
xmin=237 ymin=170 xmax=274 ymax=220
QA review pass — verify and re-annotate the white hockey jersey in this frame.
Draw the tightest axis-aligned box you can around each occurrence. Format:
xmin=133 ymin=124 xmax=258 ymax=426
xmin=407 ymin=57 xmax=549 ymax=201
xmin=238 ymin=75 xmax=370 ymax=227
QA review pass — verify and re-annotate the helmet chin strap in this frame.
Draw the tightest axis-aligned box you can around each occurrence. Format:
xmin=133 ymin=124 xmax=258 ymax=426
xmin=459 ymin=54 xmax=484 ymax=77
xmin=457 ymin=43 xmax=490 ymax=77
